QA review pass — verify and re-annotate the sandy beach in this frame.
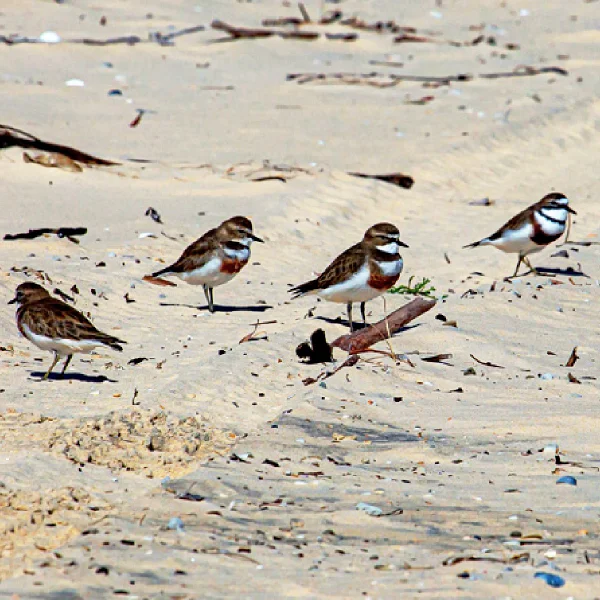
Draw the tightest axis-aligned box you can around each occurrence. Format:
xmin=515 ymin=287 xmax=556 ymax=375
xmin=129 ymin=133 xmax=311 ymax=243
xmin=1 ymin=0 xmax=599 ymax=597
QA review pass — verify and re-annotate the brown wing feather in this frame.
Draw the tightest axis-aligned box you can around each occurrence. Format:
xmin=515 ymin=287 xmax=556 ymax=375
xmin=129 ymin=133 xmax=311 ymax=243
xmin=153 ymin=228 xmax=219 ymax=276
xmin=19 ymin=299 xmax=125 ymax=349
xmin=290 ymin=242 xmax=366 ymax=297
xmin=315 ymin=243 xmax=366 ymax=288
xmin=488 ymin=203 xmax=537 ymax=241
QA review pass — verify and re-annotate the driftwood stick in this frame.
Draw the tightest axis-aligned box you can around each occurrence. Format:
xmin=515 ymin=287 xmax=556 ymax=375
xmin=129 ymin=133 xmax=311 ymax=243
xmin=331 ymin=297 xmax=436 ymax=353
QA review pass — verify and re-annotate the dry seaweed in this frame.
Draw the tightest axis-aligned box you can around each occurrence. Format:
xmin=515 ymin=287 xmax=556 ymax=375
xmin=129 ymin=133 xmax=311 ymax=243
xmin=4 ymin=227 xmax=87 ymax=244
xmin=0 ymin=124 xmax=117 ymax=166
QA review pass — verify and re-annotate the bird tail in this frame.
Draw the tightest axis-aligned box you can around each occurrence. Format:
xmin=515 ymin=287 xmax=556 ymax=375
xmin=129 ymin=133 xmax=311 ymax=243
xmin=463 ymin=239 xmax=484 ymax=249
xmin=151 ymin=264 xmax=175 ymax=278
xmin=289 ymin=279 xmax=319 ymax=299
xmin=101 ymin=335 xmax=126 ymax=352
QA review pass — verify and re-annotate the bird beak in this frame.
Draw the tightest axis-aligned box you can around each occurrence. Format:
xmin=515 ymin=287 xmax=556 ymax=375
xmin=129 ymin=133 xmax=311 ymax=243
xmin=250 ymin=233 xmax=264 ymax=243
xmin=565 ymin=205 xmax=577 ymax=215
xmin=398 ymin=241 xmax=409 ymax=248
xmin=8 ymin=296 xmax=17 ymax=305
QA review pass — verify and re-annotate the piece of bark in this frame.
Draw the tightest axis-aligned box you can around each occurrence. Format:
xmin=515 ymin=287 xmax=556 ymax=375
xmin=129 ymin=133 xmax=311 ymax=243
xmin=0 ymin=124 xmax=117 ymax=166
xmin=565 ymin=346 xmax=579 ymax=368
xmin=331 ymin=297 xmax=436 ymax=353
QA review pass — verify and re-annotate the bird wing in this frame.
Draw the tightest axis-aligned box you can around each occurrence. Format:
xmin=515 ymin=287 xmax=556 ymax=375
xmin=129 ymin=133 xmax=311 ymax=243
xmin=155 ymin=228 xmax=219 ymax=275
xmin=21 ymin=298 xmax=125 ymax=346
xmin=314 ymin=242 xmax=366 ymax=289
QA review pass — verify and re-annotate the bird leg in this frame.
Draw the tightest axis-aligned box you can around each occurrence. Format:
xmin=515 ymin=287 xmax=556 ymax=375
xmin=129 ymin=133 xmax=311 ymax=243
xmin=203 ymin=285 xmax=215 ymax=313
xmin=346 ymin=302 xmax=354 ymax=332
xmin=61 ymin=354 xmax=73 ymax=375
xmin=360 ymin=302 xmax=367 ymax=327
xmin=43 ymin=352 xmax=60 ymax=380
xmin=522 ymin=256 xmax=539 ymax=276
xmin=512 ymin=255 xmax=524 ymax=278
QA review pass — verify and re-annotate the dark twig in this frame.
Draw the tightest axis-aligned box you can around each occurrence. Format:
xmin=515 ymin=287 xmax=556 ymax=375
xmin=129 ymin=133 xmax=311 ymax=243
xmin=469 ymin=354 xmax=505 ymax=369
xmin=302 ymin=355 xmax=359 ymax=386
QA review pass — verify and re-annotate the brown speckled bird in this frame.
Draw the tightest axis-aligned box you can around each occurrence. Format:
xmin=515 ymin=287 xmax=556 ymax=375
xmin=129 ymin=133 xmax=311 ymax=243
xmin=9 ymin=282 xmax=126 ymax=380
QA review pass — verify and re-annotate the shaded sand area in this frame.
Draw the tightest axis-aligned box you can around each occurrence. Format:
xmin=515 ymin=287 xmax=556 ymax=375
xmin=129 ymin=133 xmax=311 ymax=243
xmin=1 ymin=0 xmax=599 ymax=597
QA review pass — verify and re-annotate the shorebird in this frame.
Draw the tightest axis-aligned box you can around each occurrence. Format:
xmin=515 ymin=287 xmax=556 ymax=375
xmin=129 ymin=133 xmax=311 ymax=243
xmin=151 ymin=216 xmax=263 ymax=312
xmin=9 ymin=282 xmax=126 ymax=380
xmin=290 ymin=223 xmax=408 ymax=330
xmin=464 ymin=192 xmax=576 ymax=277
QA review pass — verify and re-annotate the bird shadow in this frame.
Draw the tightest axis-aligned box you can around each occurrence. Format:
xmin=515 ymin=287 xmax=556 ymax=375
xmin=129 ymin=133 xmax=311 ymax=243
xmin=159 ymin=302 xmax=272 ymax=313
xmin=534 ymin=266 xmax=590 ymax=278
xmin=30 ymin=371 xmax=117 ymax=383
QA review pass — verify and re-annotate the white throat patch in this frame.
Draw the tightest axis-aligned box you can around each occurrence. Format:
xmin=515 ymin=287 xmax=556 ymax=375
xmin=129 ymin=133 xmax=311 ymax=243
xmin=376 ymin=241 xmax=400 ymax=255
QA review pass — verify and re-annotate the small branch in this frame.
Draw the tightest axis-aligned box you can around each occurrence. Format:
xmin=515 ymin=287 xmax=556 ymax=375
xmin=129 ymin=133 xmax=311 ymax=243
xmin=331 ymin=297 xmax=436 ymax=353
xmin=302 ymin=355 xmax=359 ymax=386
xmin=469 ymin=354 xmax=505 ymax=369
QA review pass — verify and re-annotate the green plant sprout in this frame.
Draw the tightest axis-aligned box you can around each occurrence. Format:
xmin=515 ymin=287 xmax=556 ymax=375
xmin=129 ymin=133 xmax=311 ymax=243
xmin=389 ymin=276 xmax=440 ymax=299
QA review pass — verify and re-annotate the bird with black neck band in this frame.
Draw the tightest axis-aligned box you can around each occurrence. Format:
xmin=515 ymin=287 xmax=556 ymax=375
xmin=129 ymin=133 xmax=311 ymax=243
xmin=290 ymin=222 xmax=409 ymax=331
xmin=464 ymin=192 xmax=576 ymax=277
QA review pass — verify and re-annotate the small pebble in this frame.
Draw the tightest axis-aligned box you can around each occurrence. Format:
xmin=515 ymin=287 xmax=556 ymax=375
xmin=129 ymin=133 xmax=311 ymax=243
xmin=39 ymin=31 xmax=61 ymax=43
xmin=543 ymin=443 xmax=558 ymax=455
xmin=107 ymin=89 xmax=123 ymax=96
xmin=356 ymin=502 xmax=383 ymax=517
xmin=167 ymin=517 xmax=185 ymax=532
xmin=539 ymin=373 xmax=554 ymax=381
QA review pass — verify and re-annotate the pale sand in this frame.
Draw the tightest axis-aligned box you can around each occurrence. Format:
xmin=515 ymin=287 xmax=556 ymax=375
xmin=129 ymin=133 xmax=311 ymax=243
xmin=1 ymin=0 xmax=599 ymax=597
